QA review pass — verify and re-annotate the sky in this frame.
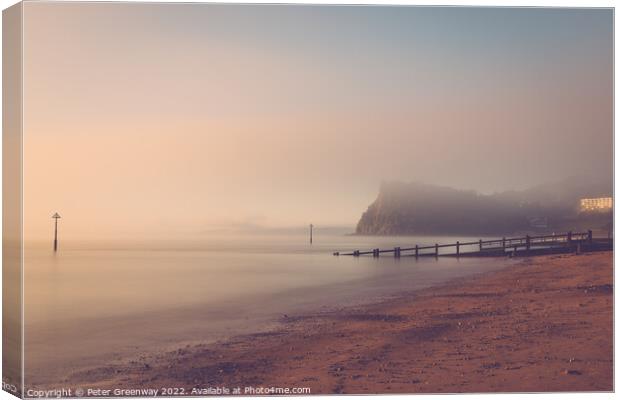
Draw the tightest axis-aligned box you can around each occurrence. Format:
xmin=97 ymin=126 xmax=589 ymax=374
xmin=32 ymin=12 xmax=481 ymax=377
xmin=22 ymin=3 xmax=613 ymax=240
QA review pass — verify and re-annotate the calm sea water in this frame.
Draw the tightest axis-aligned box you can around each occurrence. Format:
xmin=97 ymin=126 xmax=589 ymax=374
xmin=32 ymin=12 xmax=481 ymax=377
xmin=23 ymin=233 xmax=511 ymax=386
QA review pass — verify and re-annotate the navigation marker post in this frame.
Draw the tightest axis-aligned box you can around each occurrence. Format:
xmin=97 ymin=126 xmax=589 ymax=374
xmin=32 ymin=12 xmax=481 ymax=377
xmin=52 ymin=212 xmax=61 ymax=252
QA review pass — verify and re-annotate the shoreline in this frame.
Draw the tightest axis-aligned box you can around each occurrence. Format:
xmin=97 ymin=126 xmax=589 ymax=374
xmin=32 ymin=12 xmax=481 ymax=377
xmin=25 ymin=254 xmax=508 ymax=389
xmin=56 ymin=252 xmax=612 ymax=394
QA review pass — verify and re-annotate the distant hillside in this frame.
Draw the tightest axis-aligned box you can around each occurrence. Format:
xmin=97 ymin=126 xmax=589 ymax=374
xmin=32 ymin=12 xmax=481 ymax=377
xmin=355 ymin=179 xmax=612 ymax=236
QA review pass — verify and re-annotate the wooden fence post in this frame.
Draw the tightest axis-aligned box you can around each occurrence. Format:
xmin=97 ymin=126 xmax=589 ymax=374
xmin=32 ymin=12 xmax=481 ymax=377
xmin=479 ymin=239 xmax=483 ymax=252
xmin=415 ymin=245 xmax=419 ymax=258
xmin=526 ymin=235 xmax=530 ymax=253
xmin=502 ymin=237 xmax=506 ymax=252
xmin=456 ymin=241 xmax=460 ymax=257
xmin=394 ymin=247 xmax=400 ymax=258
xmin=435 ymin=243 xmax=439 ymax=258
xmin=588 ymin=230 xmax=593 ymax=245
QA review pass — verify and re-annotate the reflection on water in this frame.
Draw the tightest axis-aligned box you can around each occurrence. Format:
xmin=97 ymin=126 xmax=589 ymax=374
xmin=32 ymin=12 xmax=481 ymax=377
xmin=24 ymin=234 xmax=511 ymax=386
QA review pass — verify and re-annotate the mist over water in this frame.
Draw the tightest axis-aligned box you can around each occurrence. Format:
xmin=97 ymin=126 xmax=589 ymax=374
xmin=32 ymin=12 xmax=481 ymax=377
xmin=14 ymin=3 xmax=612 ymax=392
xmin=24 ymin=233 xmax=511 ymax=385
xmin=23 ymin=5 xmax=612 ymax=241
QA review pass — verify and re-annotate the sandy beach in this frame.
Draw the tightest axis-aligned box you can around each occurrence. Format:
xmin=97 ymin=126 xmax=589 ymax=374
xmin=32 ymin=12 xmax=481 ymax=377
xmin=63 ymin=251 xmax=612 ymax=394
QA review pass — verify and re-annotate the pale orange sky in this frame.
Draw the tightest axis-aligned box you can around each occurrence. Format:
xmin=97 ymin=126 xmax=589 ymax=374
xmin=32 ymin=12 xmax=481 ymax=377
xmin=22 ymin=3 xmax=613 ymax=241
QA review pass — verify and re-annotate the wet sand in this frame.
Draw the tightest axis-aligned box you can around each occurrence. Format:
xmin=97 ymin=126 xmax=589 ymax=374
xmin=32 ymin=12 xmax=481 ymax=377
xmin=64 ymin=252 xmax=612 ymax=394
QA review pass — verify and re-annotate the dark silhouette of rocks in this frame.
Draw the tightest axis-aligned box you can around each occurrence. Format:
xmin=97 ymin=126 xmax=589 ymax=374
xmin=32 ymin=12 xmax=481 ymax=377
xmin=356 ymin=179 xmax=612 ymax=236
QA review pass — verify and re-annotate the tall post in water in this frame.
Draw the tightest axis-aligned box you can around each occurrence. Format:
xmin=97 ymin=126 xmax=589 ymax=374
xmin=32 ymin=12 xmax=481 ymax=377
xmin=309 ymin=224 xmax=313 ymax=244
xmin=52 ymin=212 xmax=61 ymax=252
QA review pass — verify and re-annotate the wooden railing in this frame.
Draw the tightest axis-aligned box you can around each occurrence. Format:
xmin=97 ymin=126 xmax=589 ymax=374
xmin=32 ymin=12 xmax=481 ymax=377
xmin=333 ymin=230 xmax=608 ymax=258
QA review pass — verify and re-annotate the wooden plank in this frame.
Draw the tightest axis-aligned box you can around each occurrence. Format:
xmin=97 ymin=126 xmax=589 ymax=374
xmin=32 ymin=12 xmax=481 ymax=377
xmin=335 ymin=231 xmax=599 ymax=258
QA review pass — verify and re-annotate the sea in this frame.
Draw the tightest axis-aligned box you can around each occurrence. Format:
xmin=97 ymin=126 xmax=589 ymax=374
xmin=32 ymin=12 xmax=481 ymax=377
xmin=22 ymin=233 xmax=513 ymax=386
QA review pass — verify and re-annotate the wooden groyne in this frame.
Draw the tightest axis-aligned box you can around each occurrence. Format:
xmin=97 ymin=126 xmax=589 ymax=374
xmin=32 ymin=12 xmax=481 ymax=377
xmin=334 ymin=230 xmax=613 ymax=258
